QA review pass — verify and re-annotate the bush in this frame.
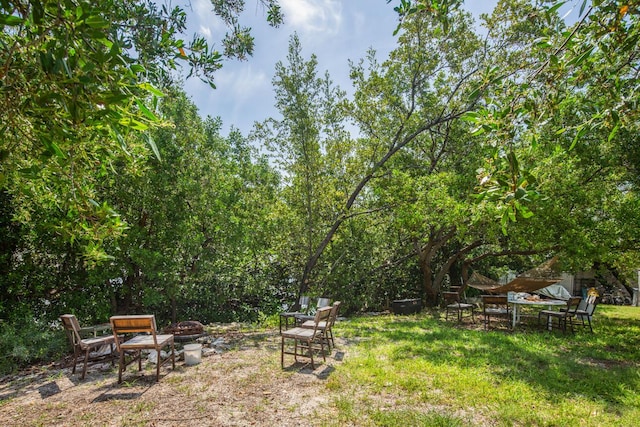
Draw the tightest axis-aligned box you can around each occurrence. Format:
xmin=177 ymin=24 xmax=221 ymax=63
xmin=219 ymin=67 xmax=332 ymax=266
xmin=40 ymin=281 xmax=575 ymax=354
xmin=0 ymin=314 xmax=67 ymax=375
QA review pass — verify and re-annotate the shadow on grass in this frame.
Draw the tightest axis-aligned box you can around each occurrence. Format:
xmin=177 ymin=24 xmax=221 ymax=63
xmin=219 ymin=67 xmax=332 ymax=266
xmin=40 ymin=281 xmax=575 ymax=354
xmin=337 ymin=308 xmax=640 ymax=407
xmin=282 ymin=360 xmax=337 ymax=379
xmin=92 ymin=377 xmax=153 ymax=402
xmin=0 ymin=364 xmax=112 ymax=404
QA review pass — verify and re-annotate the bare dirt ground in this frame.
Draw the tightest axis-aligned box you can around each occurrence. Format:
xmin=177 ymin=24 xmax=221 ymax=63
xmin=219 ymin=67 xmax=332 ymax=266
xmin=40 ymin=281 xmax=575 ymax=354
xmin=0 ymin=326 xmax=347 ymax=427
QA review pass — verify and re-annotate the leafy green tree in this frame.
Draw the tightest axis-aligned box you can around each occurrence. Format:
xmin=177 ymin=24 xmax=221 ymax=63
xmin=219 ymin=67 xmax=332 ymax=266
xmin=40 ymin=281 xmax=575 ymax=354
xmin=253 ymin=34 xmax=352 ymax=301
xmin=0 ymin=0 xmax=281 ymax=262
xmin=92 ymin=86 xmax=281 ymax=322
xmin=280 ymin=9 xmax=487 ymax=303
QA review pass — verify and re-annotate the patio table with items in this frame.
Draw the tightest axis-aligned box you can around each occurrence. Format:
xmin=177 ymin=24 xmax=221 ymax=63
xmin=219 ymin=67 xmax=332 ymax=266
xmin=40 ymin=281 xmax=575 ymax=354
xmin=508 ymin=295 xmax=566 ymax=329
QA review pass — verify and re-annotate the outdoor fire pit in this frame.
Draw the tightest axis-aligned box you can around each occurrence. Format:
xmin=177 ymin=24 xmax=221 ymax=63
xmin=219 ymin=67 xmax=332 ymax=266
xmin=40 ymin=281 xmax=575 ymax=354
xmin=164 ymin=320 xmax=206 ymax=342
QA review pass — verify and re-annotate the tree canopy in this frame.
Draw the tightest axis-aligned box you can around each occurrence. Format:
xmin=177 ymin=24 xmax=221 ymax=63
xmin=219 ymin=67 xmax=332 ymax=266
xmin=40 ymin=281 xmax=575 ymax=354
xmin=1 ymin=0 xmax=639 ymax=372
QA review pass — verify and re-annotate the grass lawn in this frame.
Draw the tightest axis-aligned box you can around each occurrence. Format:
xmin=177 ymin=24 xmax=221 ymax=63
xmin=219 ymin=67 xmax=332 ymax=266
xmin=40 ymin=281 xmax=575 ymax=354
xmin=326 ymin=305 xmax=640 ymax=426
xmin=1 ymin=306 xmax=638 ymax=426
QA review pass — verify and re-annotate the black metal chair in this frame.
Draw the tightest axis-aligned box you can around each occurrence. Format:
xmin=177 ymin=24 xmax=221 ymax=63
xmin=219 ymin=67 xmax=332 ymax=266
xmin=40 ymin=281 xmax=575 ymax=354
xmin=538 ymin=296 xmax=582 ymax=333
xmin=481 ymin=295 xmax=510 ymax=330
xmin=563 ymin=295 xmax=599 ymax=332
xmin=443 ymin=291 xmax=475 ymax=323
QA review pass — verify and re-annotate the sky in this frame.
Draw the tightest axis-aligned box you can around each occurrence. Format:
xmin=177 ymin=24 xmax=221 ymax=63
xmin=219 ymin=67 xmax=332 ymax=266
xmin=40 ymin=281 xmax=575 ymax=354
xmin=176 ymin=0 xmax=577 ymax=136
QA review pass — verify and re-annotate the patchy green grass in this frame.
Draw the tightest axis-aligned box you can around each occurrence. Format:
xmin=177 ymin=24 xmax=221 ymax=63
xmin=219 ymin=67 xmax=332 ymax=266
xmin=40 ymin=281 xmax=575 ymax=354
xmin=326 ymin=305 xmax=640 ymax=426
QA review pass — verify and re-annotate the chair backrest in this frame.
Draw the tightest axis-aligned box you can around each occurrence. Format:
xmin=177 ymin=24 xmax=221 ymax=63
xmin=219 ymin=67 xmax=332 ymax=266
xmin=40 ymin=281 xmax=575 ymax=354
xmin=311 ymin=306 xmax=332 ymax=331
xmin=481 ymin=295 xmax=508 ymax=313
xmin=442 ymin=291 xmax=461 ymax=304
xmin=328 ymin=301 xmax=341 ymax=327
xmin=583 ymin=295 xmax=599 ymax=316
xmin=110 ymin=315 xmax=159 ymax=348
xmin=565 ymin=296 xmax=582 ymax=314
xmin=317 ymin=297 xmax=331 ymax=308
xmin=481 ymin=295 xmax=507 ymax=305
xmin=60 ymin=314 xmax=83 ymax=348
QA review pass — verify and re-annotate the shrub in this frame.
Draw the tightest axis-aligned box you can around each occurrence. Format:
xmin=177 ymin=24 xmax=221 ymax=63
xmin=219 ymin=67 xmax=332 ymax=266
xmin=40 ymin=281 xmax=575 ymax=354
xmin=0 ymin=313 xmax=67 ymax=375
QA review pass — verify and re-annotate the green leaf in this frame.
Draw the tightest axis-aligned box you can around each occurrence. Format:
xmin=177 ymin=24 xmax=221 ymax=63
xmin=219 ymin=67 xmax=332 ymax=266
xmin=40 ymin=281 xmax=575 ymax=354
xmin=145 ymin=134 xmax=161 ymax=161
xmin=547 ymin=1 xmax=566 ymax=15
xmin=607 ymin=122 xmax=619 ymax=143
xmin=135 ymin=99 xmax=159 ymax=121
xmin=96 ymin=38 xmax=113 ymax=49
xmin=85 ymin=15 xmax=110 ymax=29
xmin=468 ymin=87 xmax=481 ymax=102
xmin=569 ymin=126 xmax=588 ymax=150
xmin=49 ymin=142 xmax=67 ymax=159
xmin=470 ymin=125 xmax=485 ymax=136
xmin=0 ymin=14 xmax=24 ymax=26
xmin=519 ymin=205 xmax=534 ymax=219
xmin=118 ymin=118 xmax=148 ymax=131
xmin=579 ymin=0 xmax=588 ymax=16
xmin=138 ymin=83 xmax=165 ymax=97
xmin=32 ymin=1 xmax=44 ymax=25
xmin=568 ymin=47 xmax=594 ymax=67
xmin=461 ymin=111 xmax=481 ymax=122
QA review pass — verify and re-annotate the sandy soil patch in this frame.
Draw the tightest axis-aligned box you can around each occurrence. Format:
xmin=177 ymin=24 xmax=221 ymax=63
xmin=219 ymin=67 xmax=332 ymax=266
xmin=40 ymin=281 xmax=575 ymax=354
xmin=0 ymin=329 xmax=346 ymax=427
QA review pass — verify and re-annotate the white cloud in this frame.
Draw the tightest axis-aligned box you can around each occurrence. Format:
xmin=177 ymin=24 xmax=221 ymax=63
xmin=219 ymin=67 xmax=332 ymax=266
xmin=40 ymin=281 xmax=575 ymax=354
xmin=199 ymin=24 xmax=212 ymax=39
xmin=227 ymin=66 xmax=269 ymax=100
xmin=192 ymin=0 xmax=213 ymax=19
xmin=279 ymin=0 xmax=343 ymax=34
xmin=186 ymin=0 xmax=226 ymax=42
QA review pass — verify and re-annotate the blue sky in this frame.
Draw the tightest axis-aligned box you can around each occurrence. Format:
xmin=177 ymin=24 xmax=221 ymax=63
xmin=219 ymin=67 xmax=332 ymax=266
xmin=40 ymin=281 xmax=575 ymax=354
xmin=177 ymin=1 xmax=577 ymax=136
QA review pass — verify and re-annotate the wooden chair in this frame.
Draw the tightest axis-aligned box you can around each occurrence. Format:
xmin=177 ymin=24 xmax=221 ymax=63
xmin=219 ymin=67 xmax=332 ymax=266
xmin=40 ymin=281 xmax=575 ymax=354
xmin=110 ymin=315 xmax=175 ymax=383
xmin=279 ymin=295 xmax=312 ymax=332
xmin=443 ymin=291 xmax=475 ymax=323
xmin=294 ymin=297 xmax=331 ymax=324
xmin=300 ymin=301 xmax=341 ymax=350
xmin=60 ymin=314 xmax=116 ymax=379
xmin=538 ymin=296 xmax=582 ymax=333
xmin=281 ymin=306 xmax=332 ymax=369
xmin=481 ymin=295 xmax=510 ymax=330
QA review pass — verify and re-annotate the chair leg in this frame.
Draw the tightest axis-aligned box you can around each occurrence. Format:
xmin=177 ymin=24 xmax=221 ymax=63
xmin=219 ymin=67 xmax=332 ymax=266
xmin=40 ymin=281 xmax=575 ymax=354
xmin=308 ymin=339 xmax=315 ymax=369
xmin=538 ymin=313 xmax=547 ymax=329
xmin=281 ymin=337 xmax=285 ymax=368
xmin=171 ymin=342 xmax=175 ymax=369
xmin=71 ymin=348 xmax=79 ymax=374
xmin=81 ymin=348 xmax=90 ymax=379
xmin=118 ymin=352 xmax=125 ymax=384
xmin=110 ymin=343 xmax=115 ymax=367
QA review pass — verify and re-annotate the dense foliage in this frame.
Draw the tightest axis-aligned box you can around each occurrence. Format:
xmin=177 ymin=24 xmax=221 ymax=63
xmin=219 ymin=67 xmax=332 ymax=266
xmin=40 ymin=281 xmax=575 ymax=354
xmin=1 ymin=0 xmax=639 ymax=372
